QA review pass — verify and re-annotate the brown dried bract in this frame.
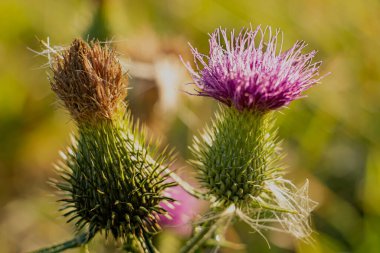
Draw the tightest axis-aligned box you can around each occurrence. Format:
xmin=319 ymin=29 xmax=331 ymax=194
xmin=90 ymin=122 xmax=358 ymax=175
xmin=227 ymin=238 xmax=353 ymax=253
xmin=51 ymin=38 xmax=127 ymax=123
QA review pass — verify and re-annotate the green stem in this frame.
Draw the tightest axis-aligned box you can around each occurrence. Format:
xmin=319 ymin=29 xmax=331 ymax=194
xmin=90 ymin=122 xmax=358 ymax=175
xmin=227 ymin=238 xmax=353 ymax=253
xmin=31 ymin=228 xmax=96 ymax=253
xmin=179 ymin=219 xmax=219 ymax=253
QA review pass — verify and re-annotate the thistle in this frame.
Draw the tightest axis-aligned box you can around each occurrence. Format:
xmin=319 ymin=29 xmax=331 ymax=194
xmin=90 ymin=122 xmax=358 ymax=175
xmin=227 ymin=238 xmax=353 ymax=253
xmin=181 ymin=26 xmax=322 ymax=252
xmin=35 ymin=39 xmax=176 ymax=253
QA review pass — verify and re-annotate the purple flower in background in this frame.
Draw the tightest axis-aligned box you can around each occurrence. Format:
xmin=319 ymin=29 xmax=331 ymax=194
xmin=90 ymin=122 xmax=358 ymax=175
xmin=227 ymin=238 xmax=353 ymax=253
xmin=159 ymin=185 xmax=202 ymax=236
xmin=183 ymin=26 xmax=324 ymax=112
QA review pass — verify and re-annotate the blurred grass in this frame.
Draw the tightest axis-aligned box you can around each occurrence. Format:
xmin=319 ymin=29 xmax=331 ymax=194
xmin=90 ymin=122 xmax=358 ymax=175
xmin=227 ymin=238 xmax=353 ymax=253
xmin=0 ymin=0 xmax=379 ymax=252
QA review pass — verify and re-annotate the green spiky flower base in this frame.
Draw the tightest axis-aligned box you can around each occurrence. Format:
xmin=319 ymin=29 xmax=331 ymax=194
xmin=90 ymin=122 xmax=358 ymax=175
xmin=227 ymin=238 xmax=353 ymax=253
xmin=191 ymin=106 xmax=277 ymax=207
xmin=52 ymin=114 xmax=176 ymax=251
xmin=184 ymin=106 xmax=315 ymax=252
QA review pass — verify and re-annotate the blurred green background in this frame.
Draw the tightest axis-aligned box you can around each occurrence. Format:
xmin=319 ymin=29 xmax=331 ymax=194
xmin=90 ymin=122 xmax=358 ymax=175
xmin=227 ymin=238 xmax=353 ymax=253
xmin=0 ymin=0 xmax=379 ymax=252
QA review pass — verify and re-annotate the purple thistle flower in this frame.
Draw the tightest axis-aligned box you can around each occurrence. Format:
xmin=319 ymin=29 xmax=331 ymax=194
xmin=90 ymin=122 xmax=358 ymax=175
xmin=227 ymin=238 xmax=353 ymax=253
xmin=159 ymin=185 xmax=202 ymax=236
xmin=183 ymin=26 xmax=324 ymax=112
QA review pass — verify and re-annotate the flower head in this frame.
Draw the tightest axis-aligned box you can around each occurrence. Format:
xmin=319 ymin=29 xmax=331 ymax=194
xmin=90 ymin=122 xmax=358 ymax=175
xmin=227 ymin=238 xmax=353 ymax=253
xmin=51 ymin=38 xmax=127 ymax=123
xmin=183 ymin=26 xmax=323 ymax=112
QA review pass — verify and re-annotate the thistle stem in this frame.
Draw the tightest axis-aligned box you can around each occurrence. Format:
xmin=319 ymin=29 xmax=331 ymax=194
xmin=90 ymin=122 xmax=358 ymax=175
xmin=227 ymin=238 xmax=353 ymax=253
xmin=179 ymin=219 xmax=219 ymax=253
xmin=180 ymin=204 xmax=236 ymax=253
xmin=31 ymin=228 xmax=96 ymax=253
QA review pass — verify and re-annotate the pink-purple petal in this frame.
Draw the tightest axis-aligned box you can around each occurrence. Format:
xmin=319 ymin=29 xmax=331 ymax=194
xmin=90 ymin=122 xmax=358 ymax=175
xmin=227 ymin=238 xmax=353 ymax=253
xmin=183 ymin=26 xmax=323 ymax=112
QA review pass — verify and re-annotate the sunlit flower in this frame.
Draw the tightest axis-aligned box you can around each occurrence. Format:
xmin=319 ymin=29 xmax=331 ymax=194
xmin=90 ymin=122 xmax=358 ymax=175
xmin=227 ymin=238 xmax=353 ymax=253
xmin=183 ymin=26 xmax=323 ymax=112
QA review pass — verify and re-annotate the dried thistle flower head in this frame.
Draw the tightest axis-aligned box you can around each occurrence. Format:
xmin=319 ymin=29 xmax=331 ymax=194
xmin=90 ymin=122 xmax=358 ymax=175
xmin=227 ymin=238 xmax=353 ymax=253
xmin=51 ymin=38 xmax=127 ymax=123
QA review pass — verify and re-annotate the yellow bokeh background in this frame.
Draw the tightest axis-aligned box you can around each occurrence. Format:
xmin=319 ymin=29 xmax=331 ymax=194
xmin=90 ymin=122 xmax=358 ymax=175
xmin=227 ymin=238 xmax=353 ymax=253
xmin=0 ymin=0 xmax=379 ymax=252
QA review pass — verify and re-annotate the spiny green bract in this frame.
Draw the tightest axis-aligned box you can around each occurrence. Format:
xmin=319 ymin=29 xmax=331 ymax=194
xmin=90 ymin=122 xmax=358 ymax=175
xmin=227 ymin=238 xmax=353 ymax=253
xmin=53 ymin=114 xmax=176 ymax=241
xmin=190 ymin=106 xmax=280 ymax=206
